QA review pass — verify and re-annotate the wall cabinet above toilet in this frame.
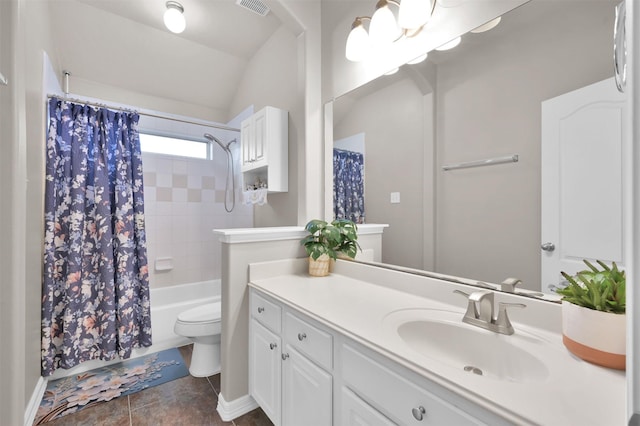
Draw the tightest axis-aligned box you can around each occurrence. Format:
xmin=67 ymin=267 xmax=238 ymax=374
xmin=241 ymin=106 xmax=288 ymax=193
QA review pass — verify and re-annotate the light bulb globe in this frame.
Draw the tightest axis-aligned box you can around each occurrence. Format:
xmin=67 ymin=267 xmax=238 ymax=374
xmin=345 ymin=21 xmax=370 ymax=62
xmin=399 ymin=0 xmax=432 ymax=30
xmin=164 ymin=4 xmax=186 ymax=34
xmin=369 ymin=3 xmax=401 ymax=45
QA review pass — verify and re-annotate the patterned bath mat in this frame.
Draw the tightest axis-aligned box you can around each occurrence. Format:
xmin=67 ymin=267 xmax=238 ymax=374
xmin=34 ymin=347 xmax=189 ymax=424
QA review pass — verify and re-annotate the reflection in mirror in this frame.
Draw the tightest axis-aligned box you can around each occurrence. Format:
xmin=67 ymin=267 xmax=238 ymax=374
xmin=331 ymin=0 xmax=621 ymax=298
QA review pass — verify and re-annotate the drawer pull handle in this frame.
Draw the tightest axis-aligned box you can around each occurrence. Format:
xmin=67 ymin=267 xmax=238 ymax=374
xmin=411 ymin=406 xmax=426 ymax=421
xmin=269 ymin=343 xmax=277 ymax=350
xmin=282 ymin=353 xmax=290 ymax=361
xmin=257 ymin=307 xmax=265 ymax=313
xmin=297 ymin=332 xmax=307 ymax=341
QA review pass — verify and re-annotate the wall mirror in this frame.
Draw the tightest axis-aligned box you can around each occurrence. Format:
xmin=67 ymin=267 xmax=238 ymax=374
xmin=329 ymin=0 xmax=624 ymax=299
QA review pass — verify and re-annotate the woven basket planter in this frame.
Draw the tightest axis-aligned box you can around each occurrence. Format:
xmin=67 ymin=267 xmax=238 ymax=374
xmin=308 ymin=254 xmax=331 ymax=277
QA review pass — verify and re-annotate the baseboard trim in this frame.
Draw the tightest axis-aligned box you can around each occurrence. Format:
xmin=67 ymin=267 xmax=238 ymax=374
xmin=24 ymin=376 xmax=47 ymax=426
xmin=216 ymin=392 xmax=258 ymax=422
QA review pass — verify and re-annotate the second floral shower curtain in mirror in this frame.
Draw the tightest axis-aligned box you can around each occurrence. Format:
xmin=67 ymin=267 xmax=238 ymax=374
xmin=42 ymin=97 xmax=151 ymax=377
xmin=333 ymin=148 xmax=365 ymax=224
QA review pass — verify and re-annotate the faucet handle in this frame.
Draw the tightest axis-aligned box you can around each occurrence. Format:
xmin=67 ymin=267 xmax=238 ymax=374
xmin=453 ymin=290 xmax=477 ymax=319
xmin=495 ymin=302 xmax=526 ymax=335
xmin=500 ymin=277 xmax=522 ymax=293
xmin=469 ymin=290 xmax=494 ymax=323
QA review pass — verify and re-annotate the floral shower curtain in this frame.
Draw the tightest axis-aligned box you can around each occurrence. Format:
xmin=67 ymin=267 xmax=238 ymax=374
xmin=333 ymin=148 xmax=365 ymax=224
xmin=42 ymin=98 xmax=151 ymax=377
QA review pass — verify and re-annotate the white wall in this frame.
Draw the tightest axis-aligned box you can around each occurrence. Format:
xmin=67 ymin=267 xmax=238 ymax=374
xmin=143 ymin=150 xmax=253 ymax=288
xmin=229 ymin=26 xmax=301 ymax=227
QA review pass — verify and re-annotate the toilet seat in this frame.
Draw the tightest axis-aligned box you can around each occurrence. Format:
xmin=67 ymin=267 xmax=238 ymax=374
xmin=177 ymin=302 xmax=221 ymax=324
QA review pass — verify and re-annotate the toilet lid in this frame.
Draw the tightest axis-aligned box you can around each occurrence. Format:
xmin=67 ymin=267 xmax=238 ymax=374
xmin=177 ymin=302 xmax=221 ymax=323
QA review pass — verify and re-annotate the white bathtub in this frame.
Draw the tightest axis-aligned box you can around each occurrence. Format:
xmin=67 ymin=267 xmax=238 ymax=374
xmin=47 ymin=279 xmax=220 ymax=380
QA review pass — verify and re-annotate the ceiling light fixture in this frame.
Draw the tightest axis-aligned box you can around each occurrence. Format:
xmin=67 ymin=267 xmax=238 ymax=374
xmin=164 ymin=1 xmax=186 ymax=34
xmin=345 ymin=0 xmax=435 ymax=62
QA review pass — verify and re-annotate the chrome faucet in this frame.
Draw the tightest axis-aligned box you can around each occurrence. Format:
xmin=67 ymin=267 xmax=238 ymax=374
xmin=453 ymin=289 xmax=526 ymax=335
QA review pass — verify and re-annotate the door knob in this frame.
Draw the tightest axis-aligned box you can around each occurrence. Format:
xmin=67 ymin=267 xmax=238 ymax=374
xmin=541 ymin=242 xmax=555 ymax=252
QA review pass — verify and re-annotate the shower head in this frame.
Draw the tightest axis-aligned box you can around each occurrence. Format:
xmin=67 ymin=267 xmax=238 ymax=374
xmin=204 ymin=133 xmax=229 ymax=152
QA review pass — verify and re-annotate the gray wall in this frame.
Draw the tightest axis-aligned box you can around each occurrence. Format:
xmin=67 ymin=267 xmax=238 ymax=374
xmin=331 ymin=1 xmax=614 ymax=291
xmin=435 ymin=2 xmax=614 ymax=289
xmin=334 ymin=78 xmax=429 ymax=269
xmin=229 ymin=26 xmax=302 ymax=227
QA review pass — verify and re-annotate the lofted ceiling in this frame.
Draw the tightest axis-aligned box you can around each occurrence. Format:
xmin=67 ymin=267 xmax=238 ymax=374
xmin=47 ymin=0 xmax=283 ymax=118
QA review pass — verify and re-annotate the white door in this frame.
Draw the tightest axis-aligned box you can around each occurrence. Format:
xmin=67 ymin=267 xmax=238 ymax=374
xmin=249 ymin=320 xmax=282 ymax=425
xmin=541 ymin=77 xmax=626 ymax=294
xmin=282 ymin=346 xmax=332 ymax=426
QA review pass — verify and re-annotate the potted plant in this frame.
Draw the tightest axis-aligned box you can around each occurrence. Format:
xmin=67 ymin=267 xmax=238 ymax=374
xmin=332 ymin=219 xmax=361 ymax=260
xmin=301 ymin=219 xmax=360 ymax=277
xmin=556 ymin=260 xmax=626 ymax=370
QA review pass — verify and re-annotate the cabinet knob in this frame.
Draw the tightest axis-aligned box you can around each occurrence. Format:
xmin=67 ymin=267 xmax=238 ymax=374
xmin=281 ymin=353 xmax=290 ymax=361
xmin=257 ymin=307 xmax=264 ymax=313
xmin=297 ymin=332 xmax=307 ymax=341
xmin=411 ymin=406 xmax=426 ymax=421
xmin=269 ymin=343 xmax=277 ymax=350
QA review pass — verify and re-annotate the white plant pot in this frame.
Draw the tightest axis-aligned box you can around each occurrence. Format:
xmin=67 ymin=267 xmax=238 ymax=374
xmin=308 ymin=254 xmax=331 ymax=277
xmin=561 ymin=301 xmax=626 ymax=370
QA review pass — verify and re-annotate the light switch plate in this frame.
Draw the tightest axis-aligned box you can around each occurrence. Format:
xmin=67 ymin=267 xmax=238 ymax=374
xmin=390 ymin=192 xmax=400 ymax=204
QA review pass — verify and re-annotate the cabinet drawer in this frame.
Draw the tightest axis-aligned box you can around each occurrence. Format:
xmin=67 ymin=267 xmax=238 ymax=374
xmin=342 ymin=344 xmax=482 ymax=426
xmin=284 ymin=311 xmax=333 ymax=370
xmin=250 ymin=290 xmax=282 ymax=333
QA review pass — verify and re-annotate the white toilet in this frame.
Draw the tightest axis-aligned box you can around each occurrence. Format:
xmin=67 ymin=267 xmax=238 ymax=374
xmin=174 ymin=301 xmax=222 ymax=377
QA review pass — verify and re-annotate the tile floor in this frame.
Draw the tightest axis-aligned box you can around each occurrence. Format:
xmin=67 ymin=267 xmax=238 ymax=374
xmin=43 ymin=345 xmax=273 ymax=426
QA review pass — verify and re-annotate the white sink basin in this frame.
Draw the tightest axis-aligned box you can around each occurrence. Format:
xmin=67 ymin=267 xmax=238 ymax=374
xmin=383 ymin=309 xmax=550 ymax=383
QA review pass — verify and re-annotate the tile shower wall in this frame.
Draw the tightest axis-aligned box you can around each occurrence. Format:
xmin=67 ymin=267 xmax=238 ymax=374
xmin=142 ymin=152 xmax=253 ymax=288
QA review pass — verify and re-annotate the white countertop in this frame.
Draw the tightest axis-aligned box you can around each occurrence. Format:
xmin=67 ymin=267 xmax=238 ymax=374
xmin=248 ymin=258 xmax=626 ymax=426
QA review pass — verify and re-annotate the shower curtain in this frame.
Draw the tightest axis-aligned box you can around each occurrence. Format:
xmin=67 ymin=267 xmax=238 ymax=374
xmin=333 ymin=148 xmax=365 ymax=224
xmin=42 ymin=98 xmax=151 ymax=376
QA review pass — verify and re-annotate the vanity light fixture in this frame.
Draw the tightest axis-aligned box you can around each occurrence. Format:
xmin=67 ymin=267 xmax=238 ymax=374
xmin=164 ymin=1 xmax=186 ymax=34
xmin=407 ymin=53 xmax=428 ymax=64
xmin=470 ymin=16 xmax=502 ymax=33
xmin=435 ymin=36 xmax=462 ymax=51
xmin=369 ymin=0 xmax=403 ymax=45
xmin=398 ymin=0 xmax=433 ymax=31
xmin=346 ymin=17 xmax=372 ymax=62
xmin=345 ymin=0 xmax=436 ymax=62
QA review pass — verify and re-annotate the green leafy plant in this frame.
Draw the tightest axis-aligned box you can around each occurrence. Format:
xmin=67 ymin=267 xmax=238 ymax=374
xmin=556 ymin=260 xmax=625 ymax=314
xmin=301 ymin=219 xmax=361 ymax=261
xmin=332 ymin=219 xmax=361 ymax=259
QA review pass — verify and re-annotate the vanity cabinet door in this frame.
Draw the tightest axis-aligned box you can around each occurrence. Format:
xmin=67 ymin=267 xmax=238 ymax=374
xmin=341 ymin=387 xmax=396 ymax=426
xmin=249 ymin=320 xmax=282 ymax=425
xmin=282 ymin=345 xmax=333 ymax=426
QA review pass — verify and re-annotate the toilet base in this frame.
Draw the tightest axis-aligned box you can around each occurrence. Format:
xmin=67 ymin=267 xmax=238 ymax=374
xmin=189 ymin=337 xmax=221 ymax=377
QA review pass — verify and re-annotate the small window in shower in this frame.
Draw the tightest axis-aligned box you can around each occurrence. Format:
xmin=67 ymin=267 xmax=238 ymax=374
xmin=139 ymin=133 xmax=210 ymax=159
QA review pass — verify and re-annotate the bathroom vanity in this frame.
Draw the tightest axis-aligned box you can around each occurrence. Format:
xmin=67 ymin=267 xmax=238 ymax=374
xmin=247 ymin=258 xmax=625 ymax=426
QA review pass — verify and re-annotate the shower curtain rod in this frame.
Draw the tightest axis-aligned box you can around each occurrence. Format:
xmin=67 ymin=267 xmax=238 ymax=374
xmin=46 ymin=94 xmax=241 ymax=133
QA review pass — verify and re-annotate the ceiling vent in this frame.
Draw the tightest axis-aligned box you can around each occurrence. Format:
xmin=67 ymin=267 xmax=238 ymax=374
xmin=236 ymin=0 xmax=270 ymax=17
